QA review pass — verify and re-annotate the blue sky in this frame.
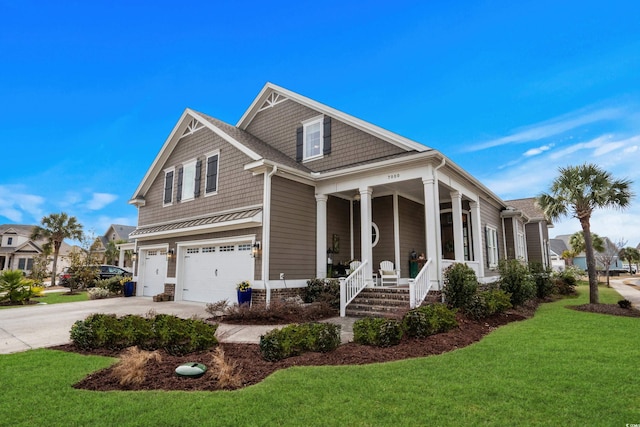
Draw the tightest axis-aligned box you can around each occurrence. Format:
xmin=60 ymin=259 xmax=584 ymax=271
xmin=2 ymin=0 xmax=640 ymax=245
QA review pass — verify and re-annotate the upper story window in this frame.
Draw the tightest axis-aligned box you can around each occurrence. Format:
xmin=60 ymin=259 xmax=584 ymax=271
xmin=296 ymin=116 xmax=332 ymax=162
xmin=7 ymin=237 xmax=13 ymax=245
xmin=163 ymin=168 xmax=174 ymax=206
xmin=205 ymin=151 xmax=219 ymax=195
xmin=180 ymin=160 xmax=197 ymax=202
xmin=303 ymin=117 xmax=323 ymax=160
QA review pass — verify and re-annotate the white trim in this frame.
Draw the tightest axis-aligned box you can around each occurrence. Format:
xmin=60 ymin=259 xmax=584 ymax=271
xmin=132 ymin=213 xmax=263 ymax=240
xmin=237 ymin=83 xmax=429 ymax=152
xmin=371 ymin=222 xmax=380 ymax=248
xmin=393 ymin=192 xmax=400 ymax=276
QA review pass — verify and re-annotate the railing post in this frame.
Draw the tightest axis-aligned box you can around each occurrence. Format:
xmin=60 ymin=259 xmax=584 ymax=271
xmin=408 ymin=278 xmax=416 ymax=309
xmin=339 ymin=278 xmax=346 ymax=317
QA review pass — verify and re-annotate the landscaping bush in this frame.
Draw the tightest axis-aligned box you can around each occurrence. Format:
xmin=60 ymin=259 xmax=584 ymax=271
xmin=259 ymin=322 xmax=341 ymax=361
xmin=443 ymin=263 xmax=478 ymax=309
xmin=553 ymin=268 xmax=579 ymax=295
xmin=303 ymin=278 xmax=340 ymax=308
xmin=353 ymin=317 xmax=403 ymax=347
xmin=0 ymin=270 xmax=36 ymax=305
xmin=220 ymin=299 xmax=336 ymax=324
xmin=464 ymin=289 xmax=513 ymax=320
xmin=498 ymin=259 xmax=535 ymax=306
xmin=88 ymin=287 xmax=112 ymax=300
xmin=529 ymin=262 xmax=555 ymax=299
xmin=618 ymin=299 xmax=632 ymax=309
xmin=402 ymin=303 xmax=458 ymax=338
xmin=96 ymin=276 xmax=123 ymax=295
xmin=70 ymin=313 xmax=218 ymax=355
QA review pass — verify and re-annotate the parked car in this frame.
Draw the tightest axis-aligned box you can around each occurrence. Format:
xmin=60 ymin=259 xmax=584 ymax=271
xmin=59 ymin=265 xmax=130 ymax=287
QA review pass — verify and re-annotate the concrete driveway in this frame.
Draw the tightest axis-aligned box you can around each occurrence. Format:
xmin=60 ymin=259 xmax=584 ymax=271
xmin=0 ymin=297 xmax=208 ymax=354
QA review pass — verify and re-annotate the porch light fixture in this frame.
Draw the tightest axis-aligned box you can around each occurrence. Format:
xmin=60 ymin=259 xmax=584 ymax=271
xmin=252 ymin=242 xmax=261 ymax=258
xmin=131 ymin=251 xmax=138 ymax=262
xmin=167 ymin=248 xmax=175 ymax=261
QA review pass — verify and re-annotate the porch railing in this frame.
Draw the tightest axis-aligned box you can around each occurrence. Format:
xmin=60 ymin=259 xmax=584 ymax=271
xmin=339 ymin=260 xmax=369 ymax=317
xmin=441 ymin=259 xmax=480 ymax=276
xmin=408 ymin=258 xmax=433 ymax=309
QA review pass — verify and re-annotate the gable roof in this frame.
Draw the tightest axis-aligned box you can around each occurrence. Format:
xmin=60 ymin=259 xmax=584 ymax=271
xmin=237 ymin=82 xmax=429 ymax=152
xmin=0 ymin=224 xmax=36 ymax=236
xmin=504 ymin=197 xmax=551 ymax=224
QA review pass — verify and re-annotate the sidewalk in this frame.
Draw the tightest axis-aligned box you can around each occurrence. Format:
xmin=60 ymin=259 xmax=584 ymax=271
xmin=609 ymin=278 xmax=640 ymax=308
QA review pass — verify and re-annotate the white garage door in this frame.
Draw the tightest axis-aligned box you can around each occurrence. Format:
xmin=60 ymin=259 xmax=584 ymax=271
xmin=141 ymin=249 xmax=167 ymax=297
xmin=181 ymin=243 xmax=253 ymax=303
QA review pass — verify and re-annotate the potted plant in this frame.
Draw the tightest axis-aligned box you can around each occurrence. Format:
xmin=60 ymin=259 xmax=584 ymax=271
xmin=236 ymin=280 xmax=252 ymax=305
xmin=120 ymin=276 xmax=134 ymax=297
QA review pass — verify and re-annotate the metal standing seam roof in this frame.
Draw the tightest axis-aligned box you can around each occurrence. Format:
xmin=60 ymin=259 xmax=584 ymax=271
xmin=130 ymin=208 xmax=262 ymax=237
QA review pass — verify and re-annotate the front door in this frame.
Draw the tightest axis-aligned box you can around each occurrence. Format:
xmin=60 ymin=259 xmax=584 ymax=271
xmin=141 ymin=249 xmax=167 ymax=296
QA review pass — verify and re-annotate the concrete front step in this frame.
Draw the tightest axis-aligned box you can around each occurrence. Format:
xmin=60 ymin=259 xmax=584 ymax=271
xmin=345 ymin=288 xmax=442 ymax=318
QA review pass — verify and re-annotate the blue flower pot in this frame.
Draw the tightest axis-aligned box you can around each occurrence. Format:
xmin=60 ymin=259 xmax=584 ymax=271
xmin=237 ymin=289 xmax=252 ymax=305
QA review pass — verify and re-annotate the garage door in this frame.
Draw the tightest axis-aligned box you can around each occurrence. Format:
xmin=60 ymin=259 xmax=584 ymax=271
xmin=181 ymin=243 xmax=253 ymax=303
xmin=141 ymin=249 xmax=167 ymax=297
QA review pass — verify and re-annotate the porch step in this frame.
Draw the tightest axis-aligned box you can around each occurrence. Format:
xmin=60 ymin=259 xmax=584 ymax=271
xmin=345 ymin=288 xmax=443 ymax=318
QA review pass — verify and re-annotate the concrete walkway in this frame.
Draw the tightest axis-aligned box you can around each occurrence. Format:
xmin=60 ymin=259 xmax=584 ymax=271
xmin=609 ymin=278 xmax=640 ymax=308
xmin=0 ymin=295 xmax=357 ymax=354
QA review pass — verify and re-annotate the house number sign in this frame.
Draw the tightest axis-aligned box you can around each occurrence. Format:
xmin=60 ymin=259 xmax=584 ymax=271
xmin=387 ymin=173 xmax=400 ymax=180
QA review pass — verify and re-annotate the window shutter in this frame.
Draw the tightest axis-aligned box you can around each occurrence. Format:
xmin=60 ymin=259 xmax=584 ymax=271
xmin=164 ymin=171 xmax=174 ymax=204
xmin=176 ymin=167 xmax=183 ymax=202
xmin=206 ymin=155 xmax=219 ymax=193
xmin=194 ymin=159 xmax=202 ymax=197
xmin=323 ymin=116 xmax=331 ymax=155
xmin=296 ymin=126 xmax=303 ymax=162
xmin=485 ymin=226 xmax=490 ymax=268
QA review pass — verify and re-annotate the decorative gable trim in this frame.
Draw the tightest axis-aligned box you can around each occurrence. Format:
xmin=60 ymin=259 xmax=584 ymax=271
xmin=258 ymin=92 xmax=287 ymax=112
xmin=181 ymin=118 xmax=204 ymax=138
xmin=237 ymin=82 xmax=429 ymax=152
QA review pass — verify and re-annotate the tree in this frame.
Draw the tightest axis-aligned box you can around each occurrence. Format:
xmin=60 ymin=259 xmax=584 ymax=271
xmin=619 ymin=246 xmax=640 ymax=274
xmin=595 ymin=238 xmax=626 ymax=287
xmin=0 ymin=270 xmax=35 ymax=305
xmin=31 ymin=213 xmax=83 ymax=286
xmin=538 ymin=164 xmax=633 ymax=304
xmin=105 ymin=239 xmax=127 ymax=265
xmin=569 ymin=231 xmax=604 ymax=255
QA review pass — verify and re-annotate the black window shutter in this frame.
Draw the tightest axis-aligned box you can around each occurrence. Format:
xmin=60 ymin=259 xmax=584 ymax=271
xmin=296 ymin=126 xmax=303 ymax=161
xmin=323 ymin=116 xmax=332 ymax=155
xmin=485 ymin=226 xmax=490 ymax=268
xmin=206 ymin=155 xmax=218 ymax=193
xmin=164 ymin=171 xmax=174 ymax=204
xmin=176 ymin=167 xmax=183 ymax=202
xmin=194 ymin=160 xmax=202 ymax=197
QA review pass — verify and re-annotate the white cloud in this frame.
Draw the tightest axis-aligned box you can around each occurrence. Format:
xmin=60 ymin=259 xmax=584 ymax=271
xmin=0 ymin=185 xmax=45 ymax=222
xmin=523 ymin=144 xmax=554 ymax=157
xmin=466 ymin=106 xmax=624 ymax=152
xmin=85 ymin=193 xmax=118 ymax=210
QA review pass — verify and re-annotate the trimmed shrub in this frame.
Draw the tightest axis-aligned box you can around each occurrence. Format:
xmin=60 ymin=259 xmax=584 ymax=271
xmin=529 ymin=262 xmax=555 ymax=299
xmin=464 ymin=289 xmax=513 ymax=320
xmin=70 ymin=313 xmax=218 ymax=355
xmin=443 ymin=263 xmax=478 ymax=309
xmin=353 ymin=317 xmax=403 ymax=347
xmin=498 ymin=259 xmax=535 ymax=306
xmin=259 ymin=322 xmax=341 ymax=361
xmin=96 ymin=276 xmax=123 ymax=295
xmin=87 ymin=287 xmax=112 ymax=300
xmin=303 ymin=278 xmax=340 ymax=308
xmin=618 ymin=299 xmax=632 ymax=309
xmin=553 ymin=268 xmax=579 ymax=295
xmin=402 ymin=303 xmax=458 ymax=338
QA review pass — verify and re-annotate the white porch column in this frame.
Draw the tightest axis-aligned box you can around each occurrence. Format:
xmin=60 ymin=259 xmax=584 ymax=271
xmin=316 ymin=194 xmax=328 ymax=278
xmin=118 ymin=248 xmax=125 ymax=268
xmin=393 ymin=192 xmax=401 ymax=277
xmin=422 ymin=176 xmax=439 ymax=281
xmin=451 ymin=191 xmax=464 ymax=261
xmin=469 ymin=200 xmax=485 ymax=278
xmin=359 ymin=187 xmax=374 ymax=285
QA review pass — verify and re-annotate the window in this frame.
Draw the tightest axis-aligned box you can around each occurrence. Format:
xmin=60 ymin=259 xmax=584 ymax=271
xmin=181 ymin=160 xmax=197 ymax=201
xmin=18 ymin=258 xmax=33 ymax=270
xmin=163 ymin=169 xmax=174 ymax=205
xmin=517 ymin=231 xmax=526 ymax=260
xmin=486 ymin=226 xmax=499 ymax=269
xmin=205 ymin=152 xmax=219 ymax=194
xmin=7 ymin=237 xmax=13 ymax=245
xmin=303 ymin=118 xmax=323 ymax=160
xmin=371 ymin=223 xmax=380 ymax=247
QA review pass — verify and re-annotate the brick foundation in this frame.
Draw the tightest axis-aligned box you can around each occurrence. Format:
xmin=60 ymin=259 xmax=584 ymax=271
xmin=163 ymin=283 xmax=176 ymax=297
xmin=251 ymin=288 xmax=304 ymax=307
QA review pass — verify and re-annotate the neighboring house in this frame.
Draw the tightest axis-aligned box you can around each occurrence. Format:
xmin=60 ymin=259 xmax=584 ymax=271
xmin=549 ymin=238 xmax=568 ymax=271
xmin=555 ymin=233 xmax=624 ymax=273
xmin=503 ymin=198 xmax=552 ymax=269
xmin=0 ymin=224 xmax=74 ymax=275
xmin=92 ymin=224 xmax=136 ymax=268
xmin=128 ymin=82 xmax=545 ymax=309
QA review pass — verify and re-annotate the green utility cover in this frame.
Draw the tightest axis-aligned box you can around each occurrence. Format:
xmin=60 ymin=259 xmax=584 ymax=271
xmin=175 ymin=362 xmax=207 ymax=378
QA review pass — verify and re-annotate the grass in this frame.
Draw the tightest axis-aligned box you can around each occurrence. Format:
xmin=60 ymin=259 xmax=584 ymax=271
xmin=1 ymin=285 xmax=639 ymax=426
xmin=0 ymin=291 xmax=88 ymax=309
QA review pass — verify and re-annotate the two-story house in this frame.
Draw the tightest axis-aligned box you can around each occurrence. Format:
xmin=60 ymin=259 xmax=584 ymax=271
xmin=129 ymin=83 xmax=550 ymax=311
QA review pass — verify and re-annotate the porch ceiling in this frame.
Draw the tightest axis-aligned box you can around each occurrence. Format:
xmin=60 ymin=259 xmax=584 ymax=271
xmin=331 ymin=180 xmax=453 ymax=203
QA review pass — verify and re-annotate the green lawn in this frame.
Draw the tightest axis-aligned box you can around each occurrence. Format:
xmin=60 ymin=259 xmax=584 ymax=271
xmin=1 ymin=285 xmax=639 ymax=426
xmin=0 ymin=291 xmax=88 ymax=309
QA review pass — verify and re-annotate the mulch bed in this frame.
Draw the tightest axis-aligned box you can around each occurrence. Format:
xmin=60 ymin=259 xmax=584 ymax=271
xmin=49 ymin=299 xmax=639 ymax=392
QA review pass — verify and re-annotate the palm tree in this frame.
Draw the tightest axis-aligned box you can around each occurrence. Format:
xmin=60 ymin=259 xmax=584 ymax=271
xmin=619 ymin=247 xmax=640 ymax=274
xmin=569 ymin=231 xmax=604 ymax=255
xmin=538 ymin=164 xmax=633 ymax=304
xmin=31 ymin=213 xmax=83 ymax=286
